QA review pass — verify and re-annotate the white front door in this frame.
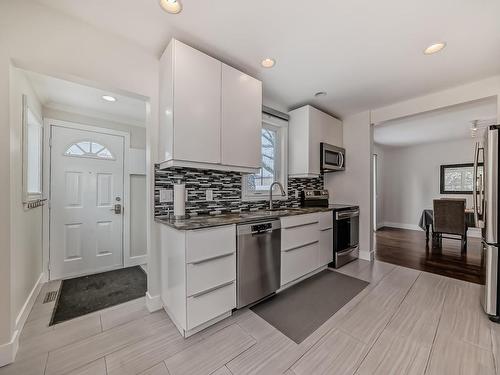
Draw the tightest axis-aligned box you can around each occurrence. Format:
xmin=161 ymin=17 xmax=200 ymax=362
xmin=50 ymin=125 xmax=125 ymax=279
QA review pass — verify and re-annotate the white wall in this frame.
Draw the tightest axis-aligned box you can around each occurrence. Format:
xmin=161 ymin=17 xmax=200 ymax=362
xmin=325 ymin=111 xmax=373 ymax=260
xmin=0 ymin=1 xmax=160 ymax=364
xmin=130 ymin=175 xmax=147 ymax=258
xmin=373 ymin=143 xmax=385 ymax=229
xmin=376 ymin=138 xmax=477 ymax=230
xmin=8 ymin=67 xmax=44 ymax=348
xmin=43 ymin=108 xmax=146 ymax=149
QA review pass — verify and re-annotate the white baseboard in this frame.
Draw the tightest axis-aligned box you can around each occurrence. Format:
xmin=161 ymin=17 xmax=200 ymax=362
xmin=125 ymin=255 xmax=148 ymax=268
xmin=382 ymin=222 xmax=423 ymax=231
xmin=381 ymin=222 xmax=481 ymax=238
xmin=278 ymin=265 xmax=327 ymax=293
xmin=0 ymin=329 xmax=19 ymax=367
xmin=145 ymin=292 xmax=162 ymax=312
xmin=467 ymin=228 xmax=481 ymax=238
xmin=0 ymin=272 xmax=44 ymax=366
xmin=359 ymin=250 xmax=374 ymax=261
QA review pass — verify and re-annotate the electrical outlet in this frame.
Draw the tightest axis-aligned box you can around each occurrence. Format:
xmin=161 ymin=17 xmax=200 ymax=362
xmin=206 ymin=189 xmax=213 ymax=201
xmin=159 ymin=189 xmax=173 ymax=203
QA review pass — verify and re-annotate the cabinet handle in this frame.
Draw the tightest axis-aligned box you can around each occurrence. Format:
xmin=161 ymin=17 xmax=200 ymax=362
xmin=284 ymin=240 xmax=319 ymax=252
xmin=190 ymin=281 xmax=234 ymax=298
xmin=190 ymin=251 xmax=234 ymax=265
xmin=320 ymin=227 xmax=333 ymax=231
xmin=283 ymin=221 xmax=319 ymax=230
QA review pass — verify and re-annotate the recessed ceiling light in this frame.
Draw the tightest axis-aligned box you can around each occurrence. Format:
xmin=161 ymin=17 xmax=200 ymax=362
xmin=102 ymin=95 xmax=116 ymax=102
xmin=261 ymin=58 xmax=276 ymax=68
xmin=159 ymin=0 xmax=182 ymax=14
xmin=314 ymin=91 xmax=327 ymax=97
xmin=424 ymin=42 xmax=446 ymax=55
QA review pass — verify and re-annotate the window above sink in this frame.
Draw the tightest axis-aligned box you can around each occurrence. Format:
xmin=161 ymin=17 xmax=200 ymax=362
xmin=242 ymin=113 xmax=288 ymax=201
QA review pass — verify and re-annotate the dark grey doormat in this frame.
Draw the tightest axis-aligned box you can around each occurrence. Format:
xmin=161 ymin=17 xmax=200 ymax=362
xmin=50 ymin=266 xmax=146 ymax=325
xmin=251 ymin=270 xmax=369 ymax=343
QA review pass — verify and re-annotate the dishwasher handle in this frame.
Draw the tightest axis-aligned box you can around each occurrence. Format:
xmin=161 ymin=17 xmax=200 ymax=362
xmin=237 ymin=220 xmax=281 ymax=235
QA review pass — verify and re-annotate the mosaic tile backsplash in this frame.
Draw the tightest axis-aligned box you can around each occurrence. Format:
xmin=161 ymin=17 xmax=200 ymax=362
xmin=154 ymin=166 xmax=324 ymax=216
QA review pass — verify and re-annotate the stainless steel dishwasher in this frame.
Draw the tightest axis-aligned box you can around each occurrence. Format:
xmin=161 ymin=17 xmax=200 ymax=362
xmin=236 ymin=219 xmax=281 ymax=309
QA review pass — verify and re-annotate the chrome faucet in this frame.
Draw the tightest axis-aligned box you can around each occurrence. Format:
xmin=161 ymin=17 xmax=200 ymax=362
xmin=269 ymin=181 xmax=286 ymax=210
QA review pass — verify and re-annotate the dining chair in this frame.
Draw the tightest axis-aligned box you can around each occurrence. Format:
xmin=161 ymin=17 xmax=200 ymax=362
xmin=433 ymin=198 xmax=467 ymax=251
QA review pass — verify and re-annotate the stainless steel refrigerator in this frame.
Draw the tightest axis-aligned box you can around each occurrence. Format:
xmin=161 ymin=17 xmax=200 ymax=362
xmin=475 ymin=125 xmax=500 ymax=322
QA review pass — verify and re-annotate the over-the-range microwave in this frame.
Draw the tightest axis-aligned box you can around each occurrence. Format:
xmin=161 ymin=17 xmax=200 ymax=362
xmin=320 ymin=142 xmax=345 ymax=172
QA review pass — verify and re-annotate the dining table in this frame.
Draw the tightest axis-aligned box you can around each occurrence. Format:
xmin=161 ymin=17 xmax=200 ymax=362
xmin=418 ymin=208 xmax=475 ymax=241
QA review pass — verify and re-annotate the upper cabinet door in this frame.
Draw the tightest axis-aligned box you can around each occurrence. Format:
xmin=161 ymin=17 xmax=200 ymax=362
xmin=173 ymin=41 xmax=222 ymax=164
xmin=221 ymin=64 xmax=262 ymax=169
xmin=308 ymin=106 xmax=343 ymax=175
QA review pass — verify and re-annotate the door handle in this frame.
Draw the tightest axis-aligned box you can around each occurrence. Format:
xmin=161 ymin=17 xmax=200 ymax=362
xmin=110 ymin=204 xmax=122 ymax=214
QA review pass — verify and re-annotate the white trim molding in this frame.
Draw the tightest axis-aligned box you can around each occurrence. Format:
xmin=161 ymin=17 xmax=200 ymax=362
xmin=145 ymin=292 xmax=162 ymax=312
xmin=380 ymin=222 xmax=481 ymax=238
xmin=0 ymin=330 xmax=19 ymax=367
xmin=382 ymin=222 xmax=422 ymax=231
xmin=359 ymin=250 xmax=374 ymax=261
xmin=0 ymin=273 xmax=44 ymax=366
xmin=43 ymin=118 xmax=134 ymax=280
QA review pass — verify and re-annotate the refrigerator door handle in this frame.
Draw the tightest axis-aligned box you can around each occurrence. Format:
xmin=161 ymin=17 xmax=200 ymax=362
xmin=474 ymin=142 xmax=480 ymax=227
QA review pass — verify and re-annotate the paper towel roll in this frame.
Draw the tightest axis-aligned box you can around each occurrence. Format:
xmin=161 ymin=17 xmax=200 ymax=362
xmin=174 ymin=182 xmax=185 ymax=218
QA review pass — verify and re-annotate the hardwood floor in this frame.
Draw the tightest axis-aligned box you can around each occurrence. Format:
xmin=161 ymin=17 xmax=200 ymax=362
xmin=1 ymin=260 xmax=497 ymax=375
xmin=375 ymin=227 xmax=484 ymax=284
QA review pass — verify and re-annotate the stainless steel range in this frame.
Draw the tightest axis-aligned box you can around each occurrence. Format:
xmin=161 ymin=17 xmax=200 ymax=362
xmin=301 ymin=189 xmax=360 ymax=268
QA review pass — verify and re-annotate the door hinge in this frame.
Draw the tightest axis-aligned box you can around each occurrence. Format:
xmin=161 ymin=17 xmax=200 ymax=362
xmin=49 ymin=136 xmax=52 ymax=148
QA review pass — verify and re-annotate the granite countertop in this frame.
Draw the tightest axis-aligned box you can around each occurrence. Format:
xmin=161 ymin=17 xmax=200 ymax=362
xmin=155 ymin=207 xmax=333 ymax=230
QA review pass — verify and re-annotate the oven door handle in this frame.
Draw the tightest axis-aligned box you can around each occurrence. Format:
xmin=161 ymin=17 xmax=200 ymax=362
xmin=336 ymin=210 xmax=359 ymax=220
xmin=336 ymin=245 xmax=359 ymax=255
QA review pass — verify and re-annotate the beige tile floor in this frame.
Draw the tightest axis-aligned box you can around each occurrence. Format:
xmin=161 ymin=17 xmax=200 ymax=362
xmin=1 ymin=260 xmax=498 ymax=375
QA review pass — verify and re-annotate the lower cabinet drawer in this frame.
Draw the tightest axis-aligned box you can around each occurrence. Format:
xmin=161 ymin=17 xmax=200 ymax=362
xmin=281 ymin=241 xmax=319 ymax=286
xmin=186 ymin=281 xmax=236 ymax=330
xmin=186 ymin=253 xmax=236 ymax=297
xmin=281 ymin=222 xmax=319 ymax=251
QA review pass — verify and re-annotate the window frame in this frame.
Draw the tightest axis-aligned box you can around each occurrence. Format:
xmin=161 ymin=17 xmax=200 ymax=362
xmin=439 ymin=162 xmax=483 ymax=195
xmin=22 ymin=94 xmax=43 ymax=203
xmin=63 ymin=140 xmax=116 ymax=160
xmin=242 ymin=113 xmax=288 ymax=201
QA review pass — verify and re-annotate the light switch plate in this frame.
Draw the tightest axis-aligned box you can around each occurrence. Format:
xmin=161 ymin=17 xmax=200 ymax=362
xmin=159 ymin=189 xmax=173 ymax=203
xmin=206 ymin=189 xmax=213 ymax=201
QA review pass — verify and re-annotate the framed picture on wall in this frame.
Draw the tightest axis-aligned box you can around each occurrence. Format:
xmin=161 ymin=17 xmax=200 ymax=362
xmin=440 ymin=163 xmax=483 ymax=194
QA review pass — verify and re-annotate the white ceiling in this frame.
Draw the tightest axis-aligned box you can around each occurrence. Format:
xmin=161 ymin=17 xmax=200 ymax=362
xmin=35 ymin=0 xmax=500 ymax=117
xmin=373 ymin=97 xmax=497 ymax=147
xmin=24 ymin=70 xmax=147 ymax=127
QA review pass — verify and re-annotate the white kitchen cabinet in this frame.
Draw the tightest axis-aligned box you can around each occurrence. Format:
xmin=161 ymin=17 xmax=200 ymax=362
xmin=280 ymin=213 xmax=321 ymax=286
xmin=221 ymin=64 xmax=262 ymax=169
xmin=160 ymin=224 xmax=236 ymax=337
xmin=319 ymin=212 xmax=334 ymax=265
xmin=158 ymin=39 xmax=262 ymax=173
xmin=288 ymin=105 xmax=343 ymax=178
xmin=280 ymin=212 xmax=334 ymax=286
xmin=281 ymin=241 xmax=320 ymax=285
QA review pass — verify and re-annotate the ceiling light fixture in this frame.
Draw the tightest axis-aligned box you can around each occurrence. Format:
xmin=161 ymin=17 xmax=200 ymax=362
xmin=102 ymin=95 xmax=117 ymax=102
xmin=159 ymin=0 xmax=182 ymax=14
xmin=314 ymin=91 xmax=327 ymax=97
xmin=424 ymin=42 xmax=446 ymax=55
xmin=261 ymin=58 xmax=276 ymax=68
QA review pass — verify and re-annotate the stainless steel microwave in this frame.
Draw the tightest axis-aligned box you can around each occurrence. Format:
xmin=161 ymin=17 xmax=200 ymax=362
xmin=321 ymin=143 xmax=345 ymax=172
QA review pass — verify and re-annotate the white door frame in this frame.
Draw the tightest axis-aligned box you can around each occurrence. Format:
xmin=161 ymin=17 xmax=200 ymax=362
xmin=42 ymin=118 xmax=133 ymax=280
